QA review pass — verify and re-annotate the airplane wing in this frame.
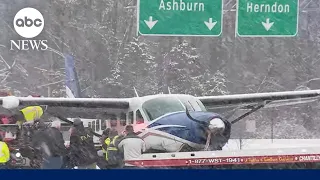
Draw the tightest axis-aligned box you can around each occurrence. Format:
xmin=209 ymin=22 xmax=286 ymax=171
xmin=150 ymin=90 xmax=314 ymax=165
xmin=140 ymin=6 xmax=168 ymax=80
xmin=198 ymin=89 xmax=320 ymax=111
xmin=9 ymin=89 xmax=318 ymax=109
xmin=0 ymin=89 xmax=319 ymax=120
xmin=0 ymin=97 xmax=130 ymax=119
xmin=0 ymin=97 xmax=130 ymax=109
xmin=197 ymin=90 xmax=320 ymax=124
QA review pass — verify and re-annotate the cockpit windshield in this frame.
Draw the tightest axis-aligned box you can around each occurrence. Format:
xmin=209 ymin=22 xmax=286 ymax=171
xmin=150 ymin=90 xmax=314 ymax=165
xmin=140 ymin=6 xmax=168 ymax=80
xmin=142 ymin=97 xmax=185 ymax=121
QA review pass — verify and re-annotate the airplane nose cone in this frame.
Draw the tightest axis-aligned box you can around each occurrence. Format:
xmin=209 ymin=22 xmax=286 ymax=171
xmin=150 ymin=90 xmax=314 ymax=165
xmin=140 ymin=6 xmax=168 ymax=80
xmin=208 ymin=118 xmax=225 ymax=133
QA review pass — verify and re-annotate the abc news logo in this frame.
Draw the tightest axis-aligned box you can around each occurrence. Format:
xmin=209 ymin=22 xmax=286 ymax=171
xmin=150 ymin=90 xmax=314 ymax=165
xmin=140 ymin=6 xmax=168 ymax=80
xmin=16 ymin=16 xmax=43 ymax=28
xmin=10 ymin=7 xmax=48 ymax=51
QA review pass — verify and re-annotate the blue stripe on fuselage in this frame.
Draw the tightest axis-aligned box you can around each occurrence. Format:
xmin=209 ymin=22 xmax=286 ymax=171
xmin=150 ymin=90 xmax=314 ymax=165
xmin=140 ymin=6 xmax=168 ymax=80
xmin=147 ymin=111 xmax=222 ymax=145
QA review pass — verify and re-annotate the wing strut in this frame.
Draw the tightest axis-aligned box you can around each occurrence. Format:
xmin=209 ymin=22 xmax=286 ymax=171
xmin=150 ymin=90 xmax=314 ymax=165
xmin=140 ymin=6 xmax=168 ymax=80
xmin=230 ymin=101 xmax=271 ymax=124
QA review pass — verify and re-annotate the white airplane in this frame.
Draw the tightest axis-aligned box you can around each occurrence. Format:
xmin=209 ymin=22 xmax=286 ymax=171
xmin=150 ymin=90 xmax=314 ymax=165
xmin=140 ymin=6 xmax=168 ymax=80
xmin=0 ymin=89 xmax=320 ymax=153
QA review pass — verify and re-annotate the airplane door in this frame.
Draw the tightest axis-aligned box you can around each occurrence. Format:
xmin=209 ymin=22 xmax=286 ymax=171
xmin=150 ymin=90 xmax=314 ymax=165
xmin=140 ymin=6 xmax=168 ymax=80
xmin=135 ymin=110 xmax=145 ymax=124
xmin=134 ymin=109 xmax=148 ymax=132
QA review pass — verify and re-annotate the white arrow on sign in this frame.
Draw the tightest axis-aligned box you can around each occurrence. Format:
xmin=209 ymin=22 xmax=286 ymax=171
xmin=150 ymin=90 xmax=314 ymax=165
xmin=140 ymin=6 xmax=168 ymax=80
xmin=144 ymin=16 xmax=158 ymax=30
xmin=261 ymin=18 xmax=274 ymax=31
xmin=204 ymin=18 xmax=217 ymax=31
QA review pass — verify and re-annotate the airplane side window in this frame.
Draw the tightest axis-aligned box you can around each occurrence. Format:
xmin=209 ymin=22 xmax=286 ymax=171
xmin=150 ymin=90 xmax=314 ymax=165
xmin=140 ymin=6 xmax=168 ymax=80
xmin=188 ymin=99 xmax=202 ymax=111
xmin=136 ymin=110 xmax=144 ymax=124
xmin=92 ymin=121 xmax=96 ymax=131
xmin=96 ymin=119 xmax=100 ymax=131
xmin=187 ymin=101 xmax=195 ymax=111
xmin=101 ymin=119 xmax=106 ymax=130
xmin=129 ymin=111 xmax=134 ymax=124
xmin=120 ymin=113 xmax=126 ymax=126
xmin=88 ymin=122 xmax=92 ymax=128
xmin=181 ymin=99 xmax=194 ymax=111
xmin=196 ymin=100 xmax=207 ymax=111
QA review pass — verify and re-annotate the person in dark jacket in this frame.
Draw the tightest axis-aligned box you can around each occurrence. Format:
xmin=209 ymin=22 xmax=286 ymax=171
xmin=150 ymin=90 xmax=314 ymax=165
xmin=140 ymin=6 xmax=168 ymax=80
xmin=31 ymin=119 xmax=67 ymax=169
xmin=69 ymin=118 xmax=98 ymax=169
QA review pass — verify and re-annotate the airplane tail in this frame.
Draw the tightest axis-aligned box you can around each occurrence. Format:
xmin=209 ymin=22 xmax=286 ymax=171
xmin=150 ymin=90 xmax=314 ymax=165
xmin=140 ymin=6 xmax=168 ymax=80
xmin=65 ymin=54 xmax=81 ymax=98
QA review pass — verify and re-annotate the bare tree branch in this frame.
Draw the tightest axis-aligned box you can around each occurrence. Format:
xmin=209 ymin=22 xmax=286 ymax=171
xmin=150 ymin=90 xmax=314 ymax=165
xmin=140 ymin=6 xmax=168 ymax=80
xmin=37 ymin=80 xmax=64 ymax=88
xmin=1 ymin=72 xmax=11 ymax=83
xmin=47 ymin=47 xmax=65 ymax=58
xmin=0 ymin=53 xmax=11 ymax=69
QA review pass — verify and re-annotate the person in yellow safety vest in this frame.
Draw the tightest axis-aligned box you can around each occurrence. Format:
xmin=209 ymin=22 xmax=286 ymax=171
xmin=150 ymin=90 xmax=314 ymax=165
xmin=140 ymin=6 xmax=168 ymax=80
xmin=0 ymin=135 xmax=10 ymax=169
xmin=98 ymin=128 xmax=110 ymax=169
xmin=104 ymin=129 xmax=122 ymax=168
xmin=101 ymin=128 xmax=111 ymax=153
xmin=11 ymin=106 xmax=44 ymax=127
xmin=20 ymin=106 xmax=44 ymax=122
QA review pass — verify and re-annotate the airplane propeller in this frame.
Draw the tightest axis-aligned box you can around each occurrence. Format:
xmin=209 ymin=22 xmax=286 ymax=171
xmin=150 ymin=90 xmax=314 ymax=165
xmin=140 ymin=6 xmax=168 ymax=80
xmin=185 ymin=109 xmax=227 ymax=151
xmin=185 ymin=109 xmax=225 ymax=133
xmin=185 ymin=101 xmax=272 ymax=151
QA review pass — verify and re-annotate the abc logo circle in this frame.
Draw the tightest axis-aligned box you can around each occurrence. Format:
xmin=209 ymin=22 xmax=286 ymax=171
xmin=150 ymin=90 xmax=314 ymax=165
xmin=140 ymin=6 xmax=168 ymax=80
xmin=13 ymin=8 xmax=44 ymax=39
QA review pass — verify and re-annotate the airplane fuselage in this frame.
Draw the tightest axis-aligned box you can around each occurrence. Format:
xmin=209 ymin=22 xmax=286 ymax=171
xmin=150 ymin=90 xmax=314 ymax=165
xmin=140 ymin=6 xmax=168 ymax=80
xmin=81 ymin=94 xmax=229 ymax=152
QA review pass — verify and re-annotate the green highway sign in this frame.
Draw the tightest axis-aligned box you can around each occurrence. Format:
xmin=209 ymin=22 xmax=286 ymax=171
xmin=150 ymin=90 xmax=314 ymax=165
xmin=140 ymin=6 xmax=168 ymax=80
xmin=137 ymin=0 xmax=223 ymax=36
xmin=236 ymin=0 xmax=299 ymax=37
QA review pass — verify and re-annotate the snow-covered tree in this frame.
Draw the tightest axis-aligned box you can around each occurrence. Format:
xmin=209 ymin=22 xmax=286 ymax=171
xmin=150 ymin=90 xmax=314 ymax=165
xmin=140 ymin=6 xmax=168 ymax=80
xmin=104 ymin=37 xmax=157 ymax=97
xmin=164 ymin=40 xmax=206 ymax=95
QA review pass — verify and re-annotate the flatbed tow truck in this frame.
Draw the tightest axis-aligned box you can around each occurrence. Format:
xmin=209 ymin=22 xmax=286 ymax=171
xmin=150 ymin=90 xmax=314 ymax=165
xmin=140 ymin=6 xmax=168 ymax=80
xmin=3 ymin=123 xmax=320 ymax=169
xmin=3 ymin=118 xmax=320 ymax=169
xmin=125 ymin=146 xmax=320 ymax=169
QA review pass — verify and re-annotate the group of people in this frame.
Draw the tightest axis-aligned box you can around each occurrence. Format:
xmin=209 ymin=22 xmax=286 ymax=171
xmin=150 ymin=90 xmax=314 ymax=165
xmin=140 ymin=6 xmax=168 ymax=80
xmin=1 ymin=118 xmax=98 ymax=169
xmin=1 ymin=116 xmax=146 ymax=169
xmin=0 ymin=91 xmax=147 ymax=169
xmin=99 ymin=125 xmax=146 ymax=169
